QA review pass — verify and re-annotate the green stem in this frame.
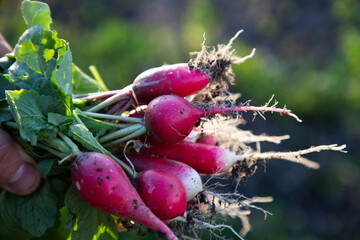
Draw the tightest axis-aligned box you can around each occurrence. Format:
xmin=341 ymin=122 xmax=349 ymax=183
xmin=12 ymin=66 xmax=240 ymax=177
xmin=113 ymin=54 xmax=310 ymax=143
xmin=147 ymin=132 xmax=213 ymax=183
xmin=103 ymin=126 xmax=146 ymax=147
xmin=3 ymin=121 xmax=72 ymax=157
xmin=86 ymin=91 xmax=130 ymax=113
xmin=73 ymin=108 xmax=131 ymax=128
xmin=36 ymin=143 xmax=68 ymax=159
xmin=42 ymin=138 xmax=72 ymax=155
xmin=100 ymin=121 xmax=133 ymax=129
xmin=83 ymin=111 xmax=143 ymax=124
xmin=86 ymin=118 xmax=132 ymax=129
xmin=58 ymin=131 xmax=80 ymax=154
xmin=99 ymin=124 xmax=143 ymax=143
xmin=89 ymin=65 xmax=108 ymax=91
xmin=106 ymin=151 xmax=135 ymax=177
xmin=72 ymin=109 xmax=135 ymax=177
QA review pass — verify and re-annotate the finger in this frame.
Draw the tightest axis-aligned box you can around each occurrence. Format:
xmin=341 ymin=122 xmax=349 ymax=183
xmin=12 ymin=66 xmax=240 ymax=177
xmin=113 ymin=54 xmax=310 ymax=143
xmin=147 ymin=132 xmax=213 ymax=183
xmin=0 ymin=129 xmax=41 ymax=195
xmin=0 ymin=33 xmax=13 ymax=57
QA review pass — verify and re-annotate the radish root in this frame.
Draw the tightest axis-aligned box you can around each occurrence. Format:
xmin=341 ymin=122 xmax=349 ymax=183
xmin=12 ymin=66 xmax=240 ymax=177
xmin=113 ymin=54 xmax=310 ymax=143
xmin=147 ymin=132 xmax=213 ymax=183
xmin=189 ymin=30 xmax=256 ymax=103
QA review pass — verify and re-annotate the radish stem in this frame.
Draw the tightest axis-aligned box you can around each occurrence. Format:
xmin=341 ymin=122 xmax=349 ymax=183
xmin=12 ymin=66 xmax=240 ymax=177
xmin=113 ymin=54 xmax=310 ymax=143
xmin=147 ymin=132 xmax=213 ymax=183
xmin=90 ymin=120 xmax=132 ymax=129
xmin=74 ymin=89 xmax=123 ymax=102
xmin=99 ymin=124 xmax=143 ymax=143
xmin=114 ymin=98 xmax=134 ymax=115
xmin=58 ymin=131 xmax=80 ymax=154
xmin=72 ymin=110 xmax=135 ymax=176
xmin=105 ymin=98 xmax=129 ymax=114
xmin=87 ymin=90 xmax=131 ymax=113
xmin=36 ymin=143 xmax=68 ymax=159
xmin=42 ymin=138 xmax=72 ymax=154
xmin=83 ymin=111 xmax=143 ymax=123
xmin=103 ymin=126 xmax=146 ymax=147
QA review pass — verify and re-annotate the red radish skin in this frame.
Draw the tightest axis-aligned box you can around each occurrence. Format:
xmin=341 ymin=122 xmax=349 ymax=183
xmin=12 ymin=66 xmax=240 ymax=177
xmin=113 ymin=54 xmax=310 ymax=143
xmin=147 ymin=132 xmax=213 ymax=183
xmin=71 ymin=152 xmax=178 ymax=240
xmin=138 ymin=141 xmax=240 ymax=174
xmin=124 ymin=154 xmax=203 ymax=201
xmin=145 ymin=95 xmax=300 ymax=144
xmin=136 ymin=169 xmax=187 ymax=220
xmin=144 ymin=95 xmax=202 ymax=144
xmin=196 ymin=134 xmax=217 ymax=146
xmin=133 ymin=63 xmax=209 ymax=104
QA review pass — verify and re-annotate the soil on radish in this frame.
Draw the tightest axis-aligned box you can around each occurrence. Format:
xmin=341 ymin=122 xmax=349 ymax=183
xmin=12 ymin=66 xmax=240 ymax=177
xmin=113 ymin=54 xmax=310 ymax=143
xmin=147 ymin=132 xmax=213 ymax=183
xmin=188 ymin=31 xmax=253 ymax=103
xmin=231 ymin=158 xmax=266 ymax=183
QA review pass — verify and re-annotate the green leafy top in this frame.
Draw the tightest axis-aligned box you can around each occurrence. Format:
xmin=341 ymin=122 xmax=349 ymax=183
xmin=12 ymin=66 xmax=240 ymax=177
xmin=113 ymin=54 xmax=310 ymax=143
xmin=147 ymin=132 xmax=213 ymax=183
xmin=0 ymin=1 xmax=116 ymax=240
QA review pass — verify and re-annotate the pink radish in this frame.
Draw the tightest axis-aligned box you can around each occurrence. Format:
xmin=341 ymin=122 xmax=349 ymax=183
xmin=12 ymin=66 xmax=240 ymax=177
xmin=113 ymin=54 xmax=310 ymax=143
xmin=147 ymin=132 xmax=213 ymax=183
xmin=136 ymin=169 xmax=187 ymax=220
xmin=80 ymin=63 xmax=209 ymax=114
xmin=80 ymin=33 xmax=254 ymax=114
xmin=138 ymin=141 xmax=244 ymax=174
xmin=71 ymin=152 xmax=178 ymax=240
xmin=145 ymin=95 xmax=300 ymax=144
xmin=132 ymin=63 xmax=209 ymax=104
xmin=124 ymin=154 xmax=203 ymax=201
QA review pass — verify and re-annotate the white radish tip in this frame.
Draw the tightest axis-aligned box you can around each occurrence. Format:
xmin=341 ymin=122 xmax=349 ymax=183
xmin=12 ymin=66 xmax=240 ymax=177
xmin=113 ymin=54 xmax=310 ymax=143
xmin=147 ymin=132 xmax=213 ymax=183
xmin=75 ymin=181 xmax=81 ymax=190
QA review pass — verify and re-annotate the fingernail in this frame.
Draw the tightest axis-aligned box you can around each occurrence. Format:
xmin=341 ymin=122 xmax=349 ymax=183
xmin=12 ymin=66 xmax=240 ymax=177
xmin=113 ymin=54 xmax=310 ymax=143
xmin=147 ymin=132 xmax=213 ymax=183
xmin=7 ymin=162 xmax=41 ymax=195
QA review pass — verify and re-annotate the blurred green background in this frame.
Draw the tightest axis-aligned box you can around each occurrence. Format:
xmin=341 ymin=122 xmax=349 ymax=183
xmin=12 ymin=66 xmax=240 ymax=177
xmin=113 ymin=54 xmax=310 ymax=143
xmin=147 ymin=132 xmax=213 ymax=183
xmin=1 ymin=0 xmax=359 ymax=239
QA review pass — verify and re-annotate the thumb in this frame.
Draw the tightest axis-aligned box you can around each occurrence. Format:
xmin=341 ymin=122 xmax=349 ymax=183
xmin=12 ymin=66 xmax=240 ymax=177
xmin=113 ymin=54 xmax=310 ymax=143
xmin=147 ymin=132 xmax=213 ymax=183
xmin=0 ymin=129 xmax=41 ymax=195
xmin=0 ymin=33 xmax=12 ymax=57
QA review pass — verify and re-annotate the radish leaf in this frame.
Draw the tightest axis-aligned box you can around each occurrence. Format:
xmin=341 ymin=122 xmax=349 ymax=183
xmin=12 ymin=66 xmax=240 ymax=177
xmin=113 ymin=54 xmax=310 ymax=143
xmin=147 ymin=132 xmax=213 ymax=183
xmin=16 ymin=181 xmax=58 ymax=237
xmin=6 ymin=89 xmax=59 ymax=145
xmin=69 ymin=123 xmax=104 ymax=152
xmin=64 ymin=186 xmax=117 ymax=240
xmin=0 ymin=191 xmax=32 ymax=240
xmin=75 ymin=109 xmax=116 ymax=138
xmin=21 ymin=0 xmax=52 ymax=30
xmin=72 ymin=64 xmax=106 ymax=94
xmin=0 ymin=182 xmax=58 ymax=239
xmin=0 ymin=74 xmax=14 ymax=100
xmin=37 ymin=159 xmax=56 ymax=178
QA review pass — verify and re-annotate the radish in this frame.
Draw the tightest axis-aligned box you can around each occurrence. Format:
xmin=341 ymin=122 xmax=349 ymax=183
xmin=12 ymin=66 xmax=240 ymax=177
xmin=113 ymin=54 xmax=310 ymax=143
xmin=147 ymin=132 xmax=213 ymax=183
xmin=82 ymin=63 xmax=209 ymax=114
xmin=145 ymin=95 xmax=301 ymax=144
xmin=132 ymin=63 xmax=209 ymax=104
xmin=79 ymin=31 xmax=256 ymax=115
xmin=136 ymin=169 xmax=187 ymax=220
xmin=138 ymin=141 xmax=244 ymax=174
xmin=71 ymin=152 xmax=178 ymax=240
xmin=123 ymin=154 xmax=203 ymax=201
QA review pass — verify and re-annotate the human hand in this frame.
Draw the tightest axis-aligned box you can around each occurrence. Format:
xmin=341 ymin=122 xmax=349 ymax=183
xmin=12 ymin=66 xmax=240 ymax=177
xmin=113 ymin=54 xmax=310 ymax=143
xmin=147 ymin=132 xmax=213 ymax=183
xmin=0 ymin=33 xmax=12 ymax=57
xmin=0 ymin=33 xmax=41 ymax=195
xmin=0 ymin=129 xmax=41 ymax=195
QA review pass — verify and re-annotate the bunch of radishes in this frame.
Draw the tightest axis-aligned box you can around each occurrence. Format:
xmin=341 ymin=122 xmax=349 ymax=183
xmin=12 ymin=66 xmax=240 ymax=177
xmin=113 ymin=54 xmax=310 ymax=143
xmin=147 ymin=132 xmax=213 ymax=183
xmin=1 ymin=2 xmax=347 ymax=238
xmin=71 ymin=44 xmax=248 ymax=239
xmin=69 ymin=32 xmax=346 ymax=240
